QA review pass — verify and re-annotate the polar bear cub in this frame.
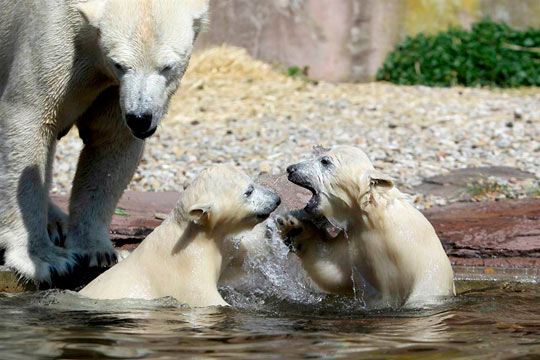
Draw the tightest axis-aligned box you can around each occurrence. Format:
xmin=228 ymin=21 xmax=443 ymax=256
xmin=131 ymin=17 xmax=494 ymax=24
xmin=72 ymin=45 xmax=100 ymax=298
xmin=277 ymin=146 xmax=455 ymax=308
xmin=80 ymin=165 xmax=281 ymax=307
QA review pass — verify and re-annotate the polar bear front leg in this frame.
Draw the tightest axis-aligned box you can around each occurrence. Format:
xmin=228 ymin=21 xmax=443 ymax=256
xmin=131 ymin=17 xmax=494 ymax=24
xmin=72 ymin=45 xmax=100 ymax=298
xmin=0 ymin=106 xmax=77 ymax=283
xmin=66 ymin=89 xmax=144 ymax=267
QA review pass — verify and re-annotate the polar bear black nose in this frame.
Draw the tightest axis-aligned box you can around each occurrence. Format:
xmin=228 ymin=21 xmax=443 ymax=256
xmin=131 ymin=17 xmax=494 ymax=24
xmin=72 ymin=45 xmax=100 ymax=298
xmin=126 ymin=113 xmax=153 ymax=136
xmin=287 ymin=164 xmax=298 ymax=174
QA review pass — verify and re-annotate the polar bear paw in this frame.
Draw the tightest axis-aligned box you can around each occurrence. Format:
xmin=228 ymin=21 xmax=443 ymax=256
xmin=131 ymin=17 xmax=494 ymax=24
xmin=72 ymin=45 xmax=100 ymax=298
xmin=73 ymin=246 xmax=122 ymax=268
xmin=72 ymin=245 xmax=131 ymax=268
xmin=66 ymin=230 xmax=124 ymax=268
xmin=4 ymin=243 xmax=78 ymax=284
xmin=275 ymin=212 xmax=312 ymax=253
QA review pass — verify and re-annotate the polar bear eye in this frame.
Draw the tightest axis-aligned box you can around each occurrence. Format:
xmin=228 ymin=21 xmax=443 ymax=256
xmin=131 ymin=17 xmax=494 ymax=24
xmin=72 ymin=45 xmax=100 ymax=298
xmin=244 ymin=185 xmax=254 ymax=198
xmin=112 ymin=61 xmax=127 ymax=75
xmin=320 ymin=157 xmax=332 ymax=167
xmin=160 ymin=65 xmax=174 ymax=75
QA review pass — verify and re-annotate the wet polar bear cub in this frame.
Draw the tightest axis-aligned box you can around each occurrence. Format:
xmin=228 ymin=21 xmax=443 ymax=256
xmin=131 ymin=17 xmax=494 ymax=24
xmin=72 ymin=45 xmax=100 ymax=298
xmin=277 ymin=146 xmax=455 ymax=308
xmin=80 ymin=165 xmax=281 ymax=307
xmin=0 ymin=0 xmax=209 ymax=282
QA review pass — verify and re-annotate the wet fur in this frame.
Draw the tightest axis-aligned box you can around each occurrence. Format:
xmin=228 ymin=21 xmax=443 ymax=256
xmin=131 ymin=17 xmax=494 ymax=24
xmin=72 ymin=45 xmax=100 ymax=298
xmin=278 ymin=146 xmax=455 ymax=308
xmin=80 ymin=165 xmax=280 ymax=307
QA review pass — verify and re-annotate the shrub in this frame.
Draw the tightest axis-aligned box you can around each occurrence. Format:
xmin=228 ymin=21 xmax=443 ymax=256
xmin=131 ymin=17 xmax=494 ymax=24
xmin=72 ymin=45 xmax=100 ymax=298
xmin=377 ymin=19 xmax=540 ymax=87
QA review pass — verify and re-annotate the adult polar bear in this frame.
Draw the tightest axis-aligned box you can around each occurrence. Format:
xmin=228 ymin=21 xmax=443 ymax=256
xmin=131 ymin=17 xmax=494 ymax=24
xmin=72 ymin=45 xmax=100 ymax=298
xmin=0 ymin=0 xmax=209 ymax=282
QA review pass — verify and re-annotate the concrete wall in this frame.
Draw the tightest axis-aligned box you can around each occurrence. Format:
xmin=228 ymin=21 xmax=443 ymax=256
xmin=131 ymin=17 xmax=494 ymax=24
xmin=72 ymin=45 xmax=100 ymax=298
xmin=197 ymin=0 xmax=540 ymax=82
xmin=402 ymin=0 xmax=540 ymax=35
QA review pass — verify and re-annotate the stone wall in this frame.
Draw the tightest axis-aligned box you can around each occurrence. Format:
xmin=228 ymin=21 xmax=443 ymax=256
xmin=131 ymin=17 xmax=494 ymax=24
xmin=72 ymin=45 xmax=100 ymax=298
xmin=197 ymin=0 xmax=540 ymax=82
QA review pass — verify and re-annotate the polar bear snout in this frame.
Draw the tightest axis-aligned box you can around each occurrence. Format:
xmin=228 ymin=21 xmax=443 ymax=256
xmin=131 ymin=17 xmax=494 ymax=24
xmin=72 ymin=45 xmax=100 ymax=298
xmin=287 ymin=162 xmax=322 ymax=213
xmin=125 ymin=113 xmax=156 ymax=139
xmin=251 ymin=186 xmax=281 ymax=220
xmin=286 ymin=164 xmax=299 ymax=175
xmin=287 ymin=163 xmax=316 ymax=191
xmin=119 ymin=72 xmax=169 ymax=139
xmin=263 ymin=189 xmax=281 ymax=214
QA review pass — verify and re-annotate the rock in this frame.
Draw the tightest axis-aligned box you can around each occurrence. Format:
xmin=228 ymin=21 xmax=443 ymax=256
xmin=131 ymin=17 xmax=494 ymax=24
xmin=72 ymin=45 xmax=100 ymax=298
xmin=413 ymin=166 xmax=536 ymax=201
xmin=44 ymin=185 xmax=540 ymax=270
xmin=257 ymin=173 xmax=311 ymax=213
xmin=1 ymin=189 xmax=538 ymax=292
xmin=496 ymin=139 xmax=511 ymax=148
xmin=424 ymin=198 xmax=540 ymax=268
xmin=49 ymin=191 xmax=180 ymax=250
xmin=258 ymin=162 xmax=272 ymax=174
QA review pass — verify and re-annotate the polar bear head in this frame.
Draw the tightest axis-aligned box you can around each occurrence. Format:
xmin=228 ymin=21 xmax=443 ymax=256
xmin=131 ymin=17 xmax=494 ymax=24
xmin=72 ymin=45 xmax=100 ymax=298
xmin=175 ymin=165 xmax=281 ymax=234
xmin=286 ymin=146 xmax=394 ymax=229
xmin=77 ymin=0 xmax=209 ymax=139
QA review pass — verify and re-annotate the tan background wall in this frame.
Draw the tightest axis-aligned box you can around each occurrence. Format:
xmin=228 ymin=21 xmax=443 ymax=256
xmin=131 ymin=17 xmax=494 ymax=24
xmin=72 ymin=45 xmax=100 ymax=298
xmin=197 ymin=0 xmax=540 ymax=82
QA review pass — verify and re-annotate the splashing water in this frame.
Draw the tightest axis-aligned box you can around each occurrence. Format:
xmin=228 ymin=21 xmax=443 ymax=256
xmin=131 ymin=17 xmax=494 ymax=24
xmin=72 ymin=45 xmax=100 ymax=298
xmin=221 ymin=219 xmax=322 ymax=307
xmin=220 ymin=218 xmax=374 ymax=314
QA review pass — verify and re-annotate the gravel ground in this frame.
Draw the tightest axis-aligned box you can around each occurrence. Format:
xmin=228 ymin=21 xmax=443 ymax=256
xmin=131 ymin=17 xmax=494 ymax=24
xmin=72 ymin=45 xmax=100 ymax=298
xmin=52 ymin=47 xmax=540 ymax=207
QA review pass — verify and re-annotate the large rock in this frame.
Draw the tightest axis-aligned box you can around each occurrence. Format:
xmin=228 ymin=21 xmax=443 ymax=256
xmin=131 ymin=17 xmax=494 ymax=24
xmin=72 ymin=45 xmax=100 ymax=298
xmin=425 ymin=198 xmax=540 ymax=268
xmin=48 ymin=179 xmax=540 ymax=268
xmin=413 ymin=166 xmax=536 ymax=201
xmin=50 ymin=191 xmax=180 ymax=251
xmin=1 ymin=182 xmax=538 ymax=290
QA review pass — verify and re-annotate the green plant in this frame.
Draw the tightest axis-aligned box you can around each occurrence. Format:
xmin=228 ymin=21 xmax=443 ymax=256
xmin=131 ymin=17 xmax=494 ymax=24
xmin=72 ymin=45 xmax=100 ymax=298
xmin=377 ymin=19 xmax=540 ymax=87
xmin=114 ymin=208 xmax=131 ymax=217
xmin=287 ymin=65 xmax=307 ymax=77
xmin=286 ymin=65 xmax=315 ymax=83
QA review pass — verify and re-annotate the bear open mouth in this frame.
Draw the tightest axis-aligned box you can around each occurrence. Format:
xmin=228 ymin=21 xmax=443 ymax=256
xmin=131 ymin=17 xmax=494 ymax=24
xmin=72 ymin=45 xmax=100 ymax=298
xmin=287 ymin=174 xmax=320 ymax=213
xmin=305 ymin=192 xmax=320 ymax=213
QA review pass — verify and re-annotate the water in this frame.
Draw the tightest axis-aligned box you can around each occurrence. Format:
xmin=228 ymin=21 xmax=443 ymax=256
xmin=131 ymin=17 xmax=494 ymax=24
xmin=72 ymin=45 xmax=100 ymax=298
xmin=0 ymin=223 xmax=538 ymax=359
xmin=0 ymin=281 xmax=539 ymax=359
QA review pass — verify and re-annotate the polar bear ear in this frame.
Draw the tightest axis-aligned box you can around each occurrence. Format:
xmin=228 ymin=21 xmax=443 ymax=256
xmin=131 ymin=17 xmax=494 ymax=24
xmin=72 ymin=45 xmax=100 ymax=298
xmin=366 ymin=170 xmax=394 ymax=190
xmin=77 ymin=0 xmax=107 ymax=27
xmin=188 ymin=204 xmax=212 ymax=224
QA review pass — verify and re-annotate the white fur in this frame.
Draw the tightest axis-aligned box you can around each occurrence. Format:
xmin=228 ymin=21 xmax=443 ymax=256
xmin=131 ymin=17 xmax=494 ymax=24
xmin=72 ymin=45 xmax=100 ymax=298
xmin=0 ymin=0 xmax=208 ymax=282
xmin=278 ymin=146 xmax=455 ymax=308
xmin=80 ymin=165 xmax=280 ymax=307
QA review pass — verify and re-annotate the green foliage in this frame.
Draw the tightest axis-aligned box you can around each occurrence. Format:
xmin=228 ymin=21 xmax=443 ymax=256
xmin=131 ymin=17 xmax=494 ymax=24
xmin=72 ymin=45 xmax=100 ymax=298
xmin=114 ymin=208 xmax=131 ymax=217
xmin=286 ymin=65 xmax=314 ymax=83
xmin=377 ymin=19 xmax=540 ymax=87
xmin=287 ymin=65 xmax=308 ymax=78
